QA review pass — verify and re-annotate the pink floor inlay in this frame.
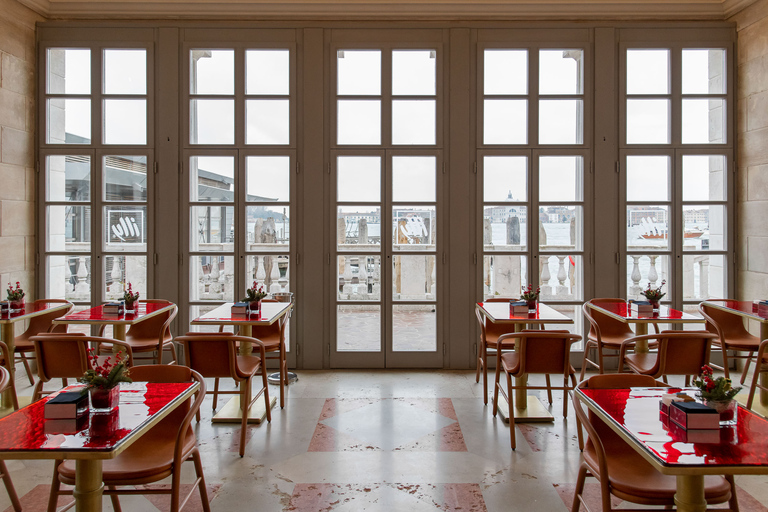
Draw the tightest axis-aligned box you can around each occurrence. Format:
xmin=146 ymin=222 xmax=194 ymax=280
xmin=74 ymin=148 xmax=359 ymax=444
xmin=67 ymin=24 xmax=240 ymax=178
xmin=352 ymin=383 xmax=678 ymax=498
xmin=288 ymin=483 xmax=487 ymax=511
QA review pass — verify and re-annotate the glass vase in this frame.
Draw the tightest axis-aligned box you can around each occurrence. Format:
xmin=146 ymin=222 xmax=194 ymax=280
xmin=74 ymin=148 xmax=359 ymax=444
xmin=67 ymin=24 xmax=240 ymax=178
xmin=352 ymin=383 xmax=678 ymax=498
xmin=124 ymin=300 xmax=136 ymax=314
xmin=90 ymin=386 xmax=120 ymax=413
xmin=9 ymin=299 xmax=25 ymax=314
xmin=649 ymin=300 xmax=660 ymax=312
xmin=247 ymin=300 xmax=262 ymax=315
xmin=705 ymin=399 xmax=738 ymax=426
xmin=526 ymin=300 xmax=537 ymax=313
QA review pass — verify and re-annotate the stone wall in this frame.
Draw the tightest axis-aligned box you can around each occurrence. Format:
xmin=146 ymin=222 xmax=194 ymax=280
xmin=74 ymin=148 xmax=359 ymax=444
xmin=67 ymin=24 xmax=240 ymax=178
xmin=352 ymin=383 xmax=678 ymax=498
xmin=733 ymin=0 xmax=768 ymax=299
xmin=0 ymin=0 xmax=42 ymax=328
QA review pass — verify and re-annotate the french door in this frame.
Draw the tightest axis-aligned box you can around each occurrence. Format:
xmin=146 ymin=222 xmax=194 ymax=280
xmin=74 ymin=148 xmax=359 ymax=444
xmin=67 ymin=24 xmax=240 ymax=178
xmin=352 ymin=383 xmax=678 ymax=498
xmin=330 ymin=150 xmax=442 ymax=368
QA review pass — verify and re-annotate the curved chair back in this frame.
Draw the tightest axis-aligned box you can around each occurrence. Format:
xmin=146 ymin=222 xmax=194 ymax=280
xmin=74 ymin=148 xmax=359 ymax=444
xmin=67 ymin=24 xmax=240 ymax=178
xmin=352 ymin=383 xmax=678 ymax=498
xmin=177 ymin=332 xmax=264 ymax=379
xmin=126 ymin=299 xmax=178 ymax=344
xmin=16 ymin=300 xmax=73 ymax=341
xmin=623 ymin=330 xmax=717 ymax=379
xmin=249 ymin=299 xmax=287 ymax=341
xmin=0 ymin=341 xmax=19 ymax=410
xmin=476 ymin=297 xmax=516 ymax=344
xmin=698 ymin=300 xmax=754 ymax=342
xmin=0 ymin=366 xmax=9 ymax=396
xmin=511 ymin=330 xmax=582 ymax=375
xmin=584 ymin=299 xmax=635 ymax=342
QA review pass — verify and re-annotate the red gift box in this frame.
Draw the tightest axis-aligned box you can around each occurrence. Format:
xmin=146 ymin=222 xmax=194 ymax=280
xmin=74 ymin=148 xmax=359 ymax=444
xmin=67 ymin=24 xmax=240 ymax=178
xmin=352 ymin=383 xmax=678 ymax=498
xmin=670 ymin=401 xmax=720 ymax=430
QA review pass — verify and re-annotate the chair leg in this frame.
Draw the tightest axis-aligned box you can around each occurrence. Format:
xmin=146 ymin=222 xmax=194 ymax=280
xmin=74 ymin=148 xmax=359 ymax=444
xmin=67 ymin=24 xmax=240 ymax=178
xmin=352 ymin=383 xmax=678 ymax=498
xmin=239 ymin=378 xmax=249 ymax=458
xmin=482 ymin=346 xmax=489 ymax=405
xmin=170 ymin=456 xmax=182 ymax=512
xmin=741 ymin=354 xmax=754 ymax=386
xmin=279 ymin=348 xmax=286 ymax=409
xmin=0 ymin=461 xmax=21 ymax=512
xmin=579 ymin=345 xmax=590 ymax=381
xmin=108 ymin=487 xmax=122 ymax=512
xmin=47 ymin=460 xmax=63 ymax=512
xmin=475 ymin=343 xmax=482 ymax=383
xmin=212 ymin=378 xmax=220 ymax=410
xmin=507 ymin=371 xmax=516 ymax=450
xmin=726 ymin=474 xmax=739 ymax=512
xmin=192 ymin=450 xmax=212 ymax=512
xmin=18 ymin=353 xmax=35 ymax=386
xmin=571 ymin=464 xmax=588 ymax=512
xmin=262 ymin=366 xmax=272 ymax=423
xmin=545 ymin=374 xmax=553 ymax=405
xmin=32 ymin=379 xmax=45 ymax=403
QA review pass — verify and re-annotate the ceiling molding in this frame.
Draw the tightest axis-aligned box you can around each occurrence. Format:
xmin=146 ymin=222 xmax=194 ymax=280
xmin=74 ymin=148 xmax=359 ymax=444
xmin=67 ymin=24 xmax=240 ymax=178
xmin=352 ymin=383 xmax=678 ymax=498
xmin=16 ymin=0 xmax=743 ymax=21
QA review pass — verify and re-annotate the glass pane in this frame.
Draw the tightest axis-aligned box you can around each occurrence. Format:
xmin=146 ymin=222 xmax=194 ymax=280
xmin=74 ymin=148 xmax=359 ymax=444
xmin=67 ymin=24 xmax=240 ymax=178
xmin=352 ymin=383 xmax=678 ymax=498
xmin=483 ymin=156 xmax=527 ymax=202
xmin=47 ymin=49 xmax=90 ymax=94
xmin=188 ymin=305 xmax=220 ymax=332
xmin=483 ymin=255 xmax=527 ymax=297
xmin=393 ymin=305 xmax=436 ymax=352
xmin=47 ymin=255 xmax=91 ymax=302
xmin=246 ymin=205 xmax=289 ymax=249
xmin=246 ymin=49 xmax=290 ymax=95
xmin=483 ymin=206 xmax=527 ymax=251
xmin=392 ymin=100 xmax=436 ymax=145
xmin=393 ymin=255 xmax=436 ymax=301
xmin=392 ymin=50 xmax=436 ymax=96
xmin=683 ymin=254 xmax=726 ymax=300
xmin=46 ymin=155 xmax=90 ymax=202
xmin=104 ymin=255 xmax=147 ymax=301
xmin=190 ymin=206 xmax=235 ymax=251
xmin=539 ymin=156 xmax=583 ymax=201
xmin=337 ymin=50 xmax=381 ymax=95
xmin=539 ymin=49 xmax=583 ymax=95
xmin=190 ymin=49 xmax=234 ymax=95
xmin=47 ymin=99 xmax=90 ymax=144
xmin=683 ymin=49 xmax=726 ymax=95
xmin=627 ymin=254 xmax=670 ymax=301
xmin=337 ymin=100 xmax=381 ymax=145
xmin=190 ymin=99 xmax=234 ymax=144
xmin=393 ymin=156 xmax=436 ymax=202
xmin=683 ymin=155 xmax=726 ymax=201
xmin=539 ymin=99 xmax=583 ymax=144
xmin=246 ymin=156 xmax=290 ymax=202
xmin=103 ymin=49 xmax=146 ymax=95
xmin=103 ymin=205 xmax=147 ymax=252
xmin=483 ymin=99 xmax=527 ymax=144
xmin=338 ymin=255 xmax=381 ymax=301
xmin=682 ymin=99 xmax=726 ymax=144
xmin=337 ymin=156 xmax=381 ymax=202
xmin=393 ymin=206 xmax=436 ymax=251
xmin=104 ymin=155 xmax=148 ymax=201
xmin=337 ymin=304 xmax=380 ymax=351
xmin=246 ymin=99 xmax=290 ymax=144
xmin=541 ymin=206 xmax=582 ymax=252
xmin=103 ymin=99 xmax=147 ymax=144
xmin=539 ymin=255 xmax=583 ymax=301
xmin=338 ymin=206 xmax=381 ymax=251
xmin=541 ymin=305 xmax=583 ymax=336
xmin=484 ymin=49 xmax=527 ymax=95
xmin=628 ymin=206 xmax=670 ymax=250
xmin=190 ymin=255 xmax=235 ymax=302
xmin=246 ymin=255 xmax=290 ymax=295
xmin=627 ymin=49 xmax=669 ymax=95
xmin=626 ymin=156 xmax=670 ymax=201
xmin=626 ymin=99 xmax=670 ymax=144
xmin=189 ymin=156 xmax=235 ymax=202
xmin=683 ymin=205 xmax=724 ymax=251
xmin=47 ymin=205 xmax=91 ymax=251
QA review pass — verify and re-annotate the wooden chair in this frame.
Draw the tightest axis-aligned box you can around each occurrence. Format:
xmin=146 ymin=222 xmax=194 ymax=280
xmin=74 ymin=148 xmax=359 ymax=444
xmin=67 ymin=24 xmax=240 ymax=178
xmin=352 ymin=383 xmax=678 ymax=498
xmin=745 ymin=338 xmax=768 ymax=410
xmin=0 ymin=341 xmax=20 ymax=411
xmin=176 ymin=332 xmax=271 ymax=457
xmin=580 ymin=299 xmax=637 ymax=380
xmin=98 ymin=299 xmax=178 ymax=365
xmin=30 ymin=333 xmax=134 ymax=402
xmin=492 ymin=329 xmax=581 ymax=449
xmin=618 ymin=330 xmax=718 ymax=386
xmin=0 ymin=366 xmax=21 ymax=511
xmin=699 ymin=300 xmax=761 ymax=385
xmin=571 ymin=374 xmax=738 ymax=512
xmin=47 ymin=365 xmax=210 ymax=512
xmin=475 ymin=297 xmax=517 ymax=405
xmin=249 ymin=299 xmax=290 ymax=408
xmin=13 ymin=299 xmax=73 ymax=385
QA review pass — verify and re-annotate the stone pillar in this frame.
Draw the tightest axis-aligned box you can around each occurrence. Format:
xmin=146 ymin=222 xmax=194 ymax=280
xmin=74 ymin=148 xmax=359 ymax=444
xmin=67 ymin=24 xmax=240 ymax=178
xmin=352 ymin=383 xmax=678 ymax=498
xmin=506 ymin=216 xmax=520 ymax=245
xmin=358 ymin=219 xmax=368 ymax=244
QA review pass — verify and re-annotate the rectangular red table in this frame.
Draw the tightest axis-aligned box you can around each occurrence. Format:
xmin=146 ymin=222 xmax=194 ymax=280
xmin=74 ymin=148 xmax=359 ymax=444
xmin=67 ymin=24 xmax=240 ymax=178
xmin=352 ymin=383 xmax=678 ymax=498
xmin=701 ymin=300 xmax=768 ymax=406
xmin=54 ymin=302 xmax=175 ymax=341
xmin=476 ymin=301 xmax=574 ymax=422
xmin=577 ymin=386 xmax=768 ymax=512
xmin=587 ymin=301 xmax=704 ymax=352
xmin=0 ymin=381 xmax=199 ymax=512
xmin=190 ymin=301 xmax=292 ymax=424
xmin=0 ymin=301 xmax=72 ymax=408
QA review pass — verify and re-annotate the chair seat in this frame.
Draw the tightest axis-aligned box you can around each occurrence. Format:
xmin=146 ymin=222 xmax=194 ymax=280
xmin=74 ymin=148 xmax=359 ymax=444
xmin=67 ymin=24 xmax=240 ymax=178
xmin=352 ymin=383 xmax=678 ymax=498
xmin=624 ymin=352 xmax=657 ymax=374
xmin=235 ymin=355 xmax=262 ymax=379
xmin=583 ymin=440 xmax=731 ymax=501
xmin=59 ymin=427 xmax=196 ymax=483
xmin=714 ymin=335 xmax=761 ymax=351
xmin=11 ymin=339 xmax=34 ymax=352
xmin=499 ymin=352 xmax=575 ymax=376
xmin=100 ymin=337 xmax=172 ymax=353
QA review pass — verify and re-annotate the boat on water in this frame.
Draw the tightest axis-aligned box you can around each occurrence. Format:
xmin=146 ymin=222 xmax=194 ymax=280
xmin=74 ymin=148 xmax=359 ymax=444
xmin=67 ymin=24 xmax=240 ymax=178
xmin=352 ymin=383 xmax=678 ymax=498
xmin=640 ymin=230 xmax=704 ymax=239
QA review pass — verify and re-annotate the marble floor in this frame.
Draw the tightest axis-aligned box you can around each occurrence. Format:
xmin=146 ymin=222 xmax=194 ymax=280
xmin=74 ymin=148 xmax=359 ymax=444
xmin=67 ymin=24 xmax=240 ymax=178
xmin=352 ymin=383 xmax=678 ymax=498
xmin=2 ymin=370 xmax=768 ymax=512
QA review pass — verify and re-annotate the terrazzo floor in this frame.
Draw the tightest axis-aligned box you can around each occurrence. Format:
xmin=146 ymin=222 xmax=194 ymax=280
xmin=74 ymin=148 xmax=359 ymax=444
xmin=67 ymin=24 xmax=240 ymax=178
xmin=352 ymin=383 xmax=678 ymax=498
xmin=2 ymin=370 xmax=768 ymax=511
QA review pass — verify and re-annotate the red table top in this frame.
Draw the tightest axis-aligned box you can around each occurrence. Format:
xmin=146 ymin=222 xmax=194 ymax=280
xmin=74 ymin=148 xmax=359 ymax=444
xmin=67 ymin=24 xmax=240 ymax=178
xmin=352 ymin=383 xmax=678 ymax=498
xmin=703 ymin=300 xmax=768 ymax=321
xmin=476 ymin=302 xmax=573 ymax=324
xmin=590 ymin=301 xmax=702 ymax=322
xmin=579 ymin=387 xmax=768 ymax=471
xmin=55 ymin=302 xmax=173 ymax=325
xmin=0 ymin=382 xmax=196 ymax=458
xmin=0 ymin=301 xmax=71 ymax=324
xmin=191 ymin=301 xmax=292 ymax=326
